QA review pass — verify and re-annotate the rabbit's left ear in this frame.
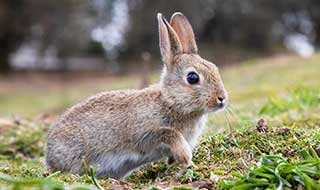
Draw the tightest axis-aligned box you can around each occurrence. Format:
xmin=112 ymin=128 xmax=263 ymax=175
xmin=170 ymin=12 xmax=198 ymax=54
xmin=158 ymin=13 xmax=182 ymax=70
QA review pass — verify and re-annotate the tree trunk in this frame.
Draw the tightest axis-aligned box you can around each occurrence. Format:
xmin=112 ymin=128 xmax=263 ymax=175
xmin=0 ymin=33 xmax=13 ymax=74
xmin=0 ymin=51 xmax=11 ymax=74
xmin=314 ymin=23 xmax=320 ymax=48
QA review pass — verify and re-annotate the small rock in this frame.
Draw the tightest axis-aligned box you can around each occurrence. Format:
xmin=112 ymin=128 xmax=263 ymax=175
xmin=277 ymin=127 xmax=290 ymax=136
xmin=191 ymin=180 xmax=213 ymax=189
xmin=256 ymin=118 xmax=268 ymax=133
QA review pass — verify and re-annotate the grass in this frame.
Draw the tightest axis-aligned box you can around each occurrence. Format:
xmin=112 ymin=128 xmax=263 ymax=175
xmin=260 ymin=86 xmax=320 ymax=116
xmin=220 ymin=147 xmax=320 ymax=190
xmin=0 ymin=54 xmax=320 ymax=189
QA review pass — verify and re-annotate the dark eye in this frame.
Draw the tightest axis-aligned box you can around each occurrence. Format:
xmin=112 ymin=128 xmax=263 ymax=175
xmin=187 ymin=72 xmax=199 ymax=84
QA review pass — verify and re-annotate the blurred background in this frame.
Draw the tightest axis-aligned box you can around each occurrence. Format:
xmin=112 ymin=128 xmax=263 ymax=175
xmin=0 ymin=0 xmax=319 ymax=125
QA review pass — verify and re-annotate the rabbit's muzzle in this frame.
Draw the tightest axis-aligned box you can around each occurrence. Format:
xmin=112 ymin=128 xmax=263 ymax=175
xmin=207 ymin=92 xmax=228 ymax=112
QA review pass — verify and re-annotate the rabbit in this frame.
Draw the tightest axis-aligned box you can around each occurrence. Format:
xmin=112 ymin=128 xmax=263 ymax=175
xmin=45 ymin=12 xmax=228 ymax=179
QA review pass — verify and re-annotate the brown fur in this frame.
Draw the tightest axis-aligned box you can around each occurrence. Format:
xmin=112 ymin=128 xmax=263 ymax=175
xmin=45 ymin=12 xmax=228 ymax=179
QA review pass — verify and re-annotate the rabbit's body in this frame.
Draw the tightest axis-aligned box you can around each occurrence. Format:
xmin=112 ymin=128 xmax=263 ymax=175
xmin=46 ymin=12 xmax=228 ymax=179
xmin=46 ymin=85 xmax=207 ymax=178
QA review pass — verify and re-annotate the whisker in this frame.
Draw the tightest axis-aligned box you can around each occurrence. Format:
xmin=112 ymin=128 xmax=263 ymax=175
xmin=225 ymin=104 xmax=242 ymax=128
xmin=223 ymin=110 xmax=233 ymax=131
xmin=227 ymin=104 xmax=240 ymax=119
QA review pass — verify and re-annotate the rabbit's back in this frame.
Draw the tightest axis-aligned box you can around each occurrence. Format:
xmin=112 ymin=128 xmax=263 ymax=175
xmin=51 ymin=87 xmax=162 ymax=137
xmin=45 ymin=86 xmax=165 ymax=174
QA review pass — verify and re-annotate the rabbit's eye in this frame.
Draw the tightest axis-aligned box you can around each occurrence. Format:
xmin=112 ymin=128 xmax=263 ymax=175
xmin=187 ymin=72 xmax=199 ymax=84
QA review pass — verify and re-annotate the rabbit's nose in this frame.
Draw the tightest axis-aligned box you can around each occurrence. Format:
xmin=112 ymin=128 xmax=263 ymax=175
xmin=217 ymin=96 xmax=226 ymax=107
xmin=217 ymin=96 xmax=225 ymax=103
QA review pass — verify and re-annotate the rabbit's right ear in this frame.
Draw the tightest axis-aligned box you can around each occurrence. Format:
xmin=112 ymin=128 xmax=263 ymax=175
xmin=158 ymin=13 xmax=182 ymax=70
xmin=170 ymin=12 xmax=198 ymax=54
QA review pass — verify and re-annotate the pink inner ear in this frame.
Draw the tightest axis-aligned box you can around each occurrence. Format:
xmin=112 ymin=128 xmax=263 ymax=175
xmin=170 ymin=14 xmax=198 ymax=54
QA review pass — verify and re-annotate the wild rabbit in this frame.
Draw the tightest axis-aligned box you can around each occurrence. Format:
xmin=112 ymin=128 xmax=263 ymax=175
xmin=45 ymin=12 xmax=228 ymax=179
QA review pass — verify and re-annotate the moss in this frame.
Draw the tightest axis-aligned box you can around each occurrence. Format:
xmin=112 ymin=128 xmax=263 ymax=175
xmin=0 ymin=119 xmax=48 ymax=158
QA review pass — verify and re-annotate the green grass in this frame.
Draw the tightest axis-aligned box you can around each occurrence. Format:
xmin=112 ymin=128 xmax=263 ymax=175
xmin=260 ymin=86 xmax=320 ymax=116
xmin=220 ymin=147 xmax=320 ymax=190
xmin=0 ymin=54 xmax=320 ymax=189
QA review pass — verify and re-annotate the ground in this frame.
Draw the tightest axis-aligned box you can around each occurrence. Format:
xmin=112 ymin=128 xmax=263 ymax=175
xmin=0 ymin=54 xmax=319 ymax=189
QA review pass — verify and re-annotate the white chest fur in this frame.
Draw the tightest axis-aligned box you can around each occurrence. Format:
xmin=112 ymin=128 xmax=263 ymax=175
xmin=184 ymin=114 xmax=208 ymax=149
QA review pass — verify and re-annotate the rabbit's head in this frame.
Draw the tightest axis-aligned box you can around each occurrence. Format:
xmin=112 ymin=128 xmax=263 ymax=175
xmin=158 ymin=12 xmax=228 ymax=113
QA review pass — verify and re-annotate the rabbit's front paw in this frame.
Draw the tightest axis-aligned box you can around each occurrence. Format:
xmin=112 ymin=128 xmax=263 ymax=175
xmin=172 ymin=145 xmax=193 ymax=167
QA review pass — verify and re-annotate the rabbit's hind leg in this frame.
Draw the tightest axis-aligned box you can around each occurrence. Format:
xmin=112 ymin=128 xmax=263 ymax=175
xmin=95 ymin=151 xmax=143 ymax=179
xmin=46 ymin=141 xmax=84 ymax=174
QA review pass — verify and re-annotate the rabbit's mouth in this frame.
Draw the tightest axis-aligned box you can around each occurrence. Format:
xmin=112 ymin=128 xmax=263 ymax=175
xmin=207 ymin=100 xmax=228 ymax=113
xmin=208 ymin=104 xmax=226 ymax=113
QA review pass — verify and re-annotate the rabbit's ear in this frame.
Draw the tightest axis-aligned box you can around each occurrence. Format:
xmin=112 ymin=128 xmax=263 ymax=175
xmin=158 ymin=13 xmax=182 ymax=69
xmin=170 ymin=12 xmax=198 ymax=54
